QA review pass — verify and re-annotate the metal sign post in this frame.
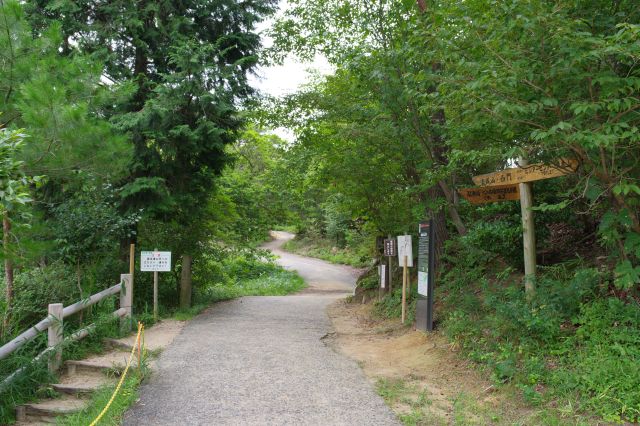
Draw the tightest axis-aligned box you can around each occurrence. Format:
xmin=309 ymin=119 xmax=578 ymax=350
xmin=141 ymin=249 xmax=172 ymax=321
xmin=416 ymin=221 xmax=436 ymax=332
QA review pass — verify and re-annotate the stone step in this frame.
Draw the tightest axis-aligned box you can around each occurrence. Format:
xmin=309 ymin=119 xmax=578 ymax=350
xmin=16 ymin=396 xmax=87 ymax=423
xmin=66 ymin=350 xmax=138 ymax=375
xmin=103 ymin=337 xmax=134 ymax=351
xmin=51 ymin=372 xmax=114 ymax=396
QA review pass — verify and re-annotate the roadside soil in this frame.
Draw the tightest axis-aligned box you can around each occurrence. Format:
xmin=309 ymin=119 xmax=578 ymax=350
xmin=325 ymin=300 xmax=540 ymax=425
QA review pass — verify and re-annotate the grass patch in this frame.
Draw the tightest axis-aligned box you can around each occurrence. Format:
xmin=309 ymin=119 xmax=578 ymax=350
xmin=57 ymin=374 xmax=141 ymax=426
xmin=375 ymin=378 xmax=446 ymax=425
xmin=171 ymin=265 xmax=306 ymax=321
xmin=201 ymin=268 xmax=305 ymax=300
xmin=282 ymin=236 xmax=370 ymax=267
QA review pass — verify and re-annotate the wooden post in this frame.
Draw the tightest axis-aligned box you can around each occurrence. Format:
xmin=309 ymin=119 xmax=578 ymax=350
xmin=120 ymin=274 xmax=132 ymax=331
xmin=47 ymin=303 xmax=63 ymax=372
xmin=153 ymin=270 xmax=159 ymax=321
xmin=401 ymin=255 xmax=408 ymax=323
xmin=129 ymin=243 xmax=135 ymax=298
xmin=180 ymin=254 xmax=192 ymax=309
xmin=519 ymin=158 xmax=537 ymax=299
xmin=388 ymin=234 xmax=393 ymax=293
xmin=378 ymin=264 xmax=383 ymax=301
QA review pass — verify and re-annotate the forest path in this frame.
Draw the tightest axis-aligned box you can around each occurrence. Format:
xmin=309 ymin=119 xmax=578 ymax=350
xmin=123 ymin=232 xmax=398 ymax=425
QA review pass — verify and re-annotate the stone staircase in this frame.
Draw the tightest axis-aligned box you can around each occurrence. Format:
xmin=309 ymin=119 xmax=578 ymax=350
xmin=15 ymin=342 xmax=136 ymax=424
xmin=13 ymin=319 xmax=185 ymax=425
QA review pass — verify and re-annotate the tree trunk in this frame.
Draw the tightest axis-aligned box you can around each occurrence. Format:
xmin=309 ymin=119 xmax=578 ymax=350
xmin=179 ymin=254 xmax=192 ymax=309
xmin=3 ymin=211 xmax=13 ymax=334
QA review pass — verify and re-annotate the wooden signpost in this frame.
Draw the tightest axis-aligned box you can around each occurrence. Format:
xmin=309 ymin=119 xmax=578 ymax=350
xmin=459 ymin=184 xmax=520 ymax=204
xmin=397 ymin=235 xmax=413 ymax=323
xmin=467 ymin=158 xmax=578 ymax=298
xmin=472 ymin=158 xmax=578 ymax=187
xmin=141 ymin=249 xmax=172 ymax=320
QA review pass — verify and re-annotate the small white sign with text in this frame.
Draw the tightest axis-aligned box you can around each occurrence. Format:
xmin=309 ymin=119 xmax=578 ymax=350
xmin=379 ymin=264 xmax=387 ymax=288
xmin=141 ymin=251 xmax=172 ymax=272
xmin=397 ymin=235 xmax=413 ymax=267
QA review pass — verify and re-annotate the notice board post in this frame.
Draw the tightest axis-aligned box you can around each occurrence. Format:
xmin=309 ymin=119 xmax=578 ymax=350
xmin=416 ymin=220 xmax=436 ymax=332
xmin=141 ymin=249 xmax=172 ymax=321
xmin=397 ymin=235 xmax=413 ymax=324
xmin=384 ymin=237 xmax=397 ymax=293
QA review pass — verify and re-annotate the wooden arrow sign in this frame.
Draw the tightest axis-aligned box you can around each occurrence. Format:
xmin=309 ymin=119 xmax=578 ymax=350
xmin=472 ymin=159 xmax=578 ymax=187
xmin=459 ymin=184 xmax=520 ymax=204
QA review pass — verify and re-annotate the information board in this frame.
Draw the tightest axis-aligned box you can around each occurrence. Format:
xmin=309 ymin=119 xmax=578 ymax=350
xmin=417 ymin=222 xmax=430 ymax=296
xmin=141 ymin=251 xmax=172 ymax=272
xmin=397 ymin=235 xmax=413 ymax=267
xmin=383 ymin=238 xmax=396 ymax=257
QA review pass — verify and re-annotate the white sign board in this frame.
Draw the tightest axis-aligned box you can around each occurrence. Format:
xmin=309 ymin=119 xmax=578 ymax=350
xmin=397 ymin=235 xmax=413 ymax=267
xmin=418 ymin=271 xmax=428 ymax=296
xmin=379 ymin=264 xmax=387 ymax=289
xmin=141 ymin=251 xmax=172 ymax=272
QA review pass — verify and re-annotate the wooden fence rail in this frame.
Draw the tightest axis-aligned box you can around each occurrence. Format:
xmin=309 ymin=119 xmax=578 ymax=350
xmin=0 ymin=274 xmax=132 ymax=363
xmin=0 ymin=307 xmax=127 ymax=392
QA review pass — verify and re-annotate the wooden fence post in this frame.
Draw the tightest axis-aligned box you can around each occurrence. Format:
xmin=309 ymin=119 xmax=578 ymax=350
xmin=129 ymin=243 xmax=135 ymax=300
xmin=120 ymin=274 xmax=133 ymax=331
xmin=47 ymin=303 xmax=63 ymax=372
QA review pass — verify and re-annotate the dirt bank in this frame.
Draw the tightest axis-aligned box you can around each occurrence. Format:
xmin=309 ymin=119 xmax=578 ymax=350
xmin=325 ymin=300 xmax=546 ymax=425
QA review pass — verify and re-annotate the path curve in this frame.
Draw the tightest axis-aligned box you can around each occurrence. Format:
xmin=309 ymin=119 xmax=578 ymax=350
xmin=123 ymin=233 xmax=398 ymax=425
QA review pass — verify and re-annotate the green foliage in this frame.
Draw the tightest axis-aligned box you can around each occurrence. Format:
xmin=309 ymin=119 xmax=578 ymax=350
xmin=0 ymin=129 xmax=34 ymax=214
xmin=437 ymin=238 xmax=640 ymax=422
xmin=9 ymin=262 xmax=77 ymax=330
xmin=191 ymin=246 xmax=305 ymax=305
xmin=554 ymin=298 xmax=640 ymax=423
xmin=52 ymin=181 xmax=141 ymax=265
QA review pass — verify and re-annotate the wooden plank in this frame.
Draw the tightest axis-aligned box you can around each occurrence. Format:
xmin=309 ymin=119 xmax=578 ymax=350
xmin=458 ymin=184 xmax=520 ymax=204
xmin=472 ymin=159 xmax=578 ymax=187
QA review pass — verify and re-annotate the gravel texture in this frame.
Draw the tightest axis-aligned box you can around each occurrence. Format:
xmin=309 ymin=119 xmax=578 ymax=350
xmin=123 ymin=233 xmax=398 ymax=426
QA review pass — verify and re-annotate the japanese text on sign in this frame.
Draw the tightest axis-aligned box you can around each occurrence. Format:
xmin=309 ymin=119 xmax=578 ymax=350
xmin=472 ymin=159 xmax=578 ymax=187
xmin=397 ymin=235 xmax=413 ymax=267
xmin=383 ymin=238 xmax=397 ymax=257
xmin=141 ymin=251 xmax=172 ymax=272
xmin=417 ymin=222 xmax=429 ymax=296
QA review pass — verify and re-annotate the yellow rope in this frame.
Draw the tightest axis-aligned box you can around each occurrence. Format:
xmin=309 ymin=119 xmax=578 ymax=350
xmin=89 ymin=322 xmax=144 ymax=426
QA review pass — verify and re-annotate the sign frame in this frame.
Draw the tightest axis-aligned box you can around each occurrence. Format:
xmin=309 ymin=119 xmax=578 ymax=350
xmin=397 ymin=235 xmax=413 ymax=268
xmin=141 ymin=251 xmax=172 ymax=272
xmin=416 ymin=220 xmax=436 ymax=332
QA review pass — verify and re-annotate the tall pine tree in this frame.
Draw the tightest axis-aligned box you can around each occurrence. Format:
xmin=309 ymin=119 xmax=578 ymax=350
xmin=24 ymin=0 xmax=277 ymax=303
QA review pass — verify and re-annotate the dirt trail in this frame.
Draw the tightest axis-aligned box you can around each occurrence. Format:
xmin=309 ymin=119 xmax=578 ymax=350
xmin=325 ymin=300 xmax=538 ymax=425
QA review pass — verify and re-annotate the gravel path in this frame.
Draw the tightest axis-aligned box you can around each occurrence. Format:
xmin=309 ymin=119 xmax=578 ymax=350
xmin=123 ymin=233 xmax=399 ymax=425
